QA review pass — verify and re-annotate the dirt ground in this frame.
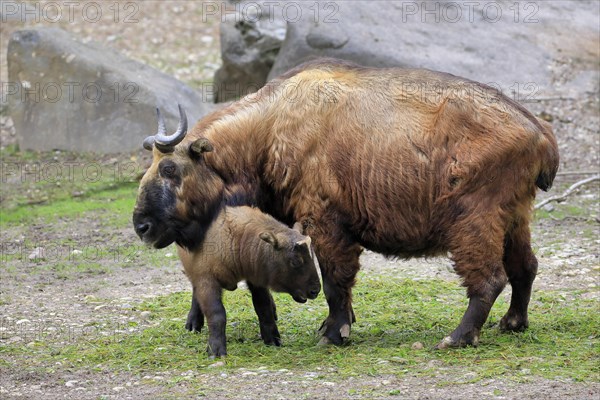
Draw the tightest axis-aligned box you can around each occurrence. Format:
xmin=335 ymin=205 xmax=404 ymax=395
xmin=1 ymin=1 xmax=599 ymax=399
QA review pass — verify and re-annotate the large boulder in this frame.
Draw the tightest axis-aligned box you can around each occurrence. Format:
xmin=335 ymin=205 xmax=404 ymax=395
xmin=213 ymin=1 xmax=286 ymax=102
xmin=268 ymin=1 xmax=600 ymax=96
xmin=7 ymin=28 xmax=214 ymax=153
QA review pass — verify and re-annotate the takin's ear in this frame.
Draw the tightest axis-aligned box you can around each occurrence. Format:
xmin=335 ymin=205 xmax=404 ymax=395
xmin=190 ymin=138 xmax=214 ymax=155
xmin=259 ymin=232 xmax=280 ymax=249
xmin=292 ymin=222 xmax=304 ymax=234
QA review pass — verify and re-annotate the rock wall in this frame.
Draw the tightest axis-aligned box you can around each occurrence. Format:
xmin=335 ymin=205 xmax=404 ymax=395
xmin=7 ymin=28 xmax=214 ymax=153
xmin=215 ymin=1 xmax=599 ymax=100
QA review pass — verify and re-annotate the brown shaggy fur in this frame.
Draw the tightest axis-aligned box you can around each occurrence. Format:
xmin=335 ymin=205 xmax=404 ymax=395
xmin=139 ymin=58 xmax=560 ymax=348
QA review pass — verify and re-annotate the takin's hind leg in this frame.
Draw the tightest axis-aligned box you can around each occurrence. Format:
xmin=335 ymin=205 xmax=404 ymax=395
xmin=499 ymin=223 xmax=538 ymax=332
xmin=436 ymin=223 xmax=508 ymax=349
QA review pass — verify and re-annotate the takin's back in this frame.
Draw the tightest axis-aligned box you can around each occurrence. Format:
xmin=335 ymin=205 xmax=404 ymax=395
xmin=259 ymin=60 xmax=559 ymax=254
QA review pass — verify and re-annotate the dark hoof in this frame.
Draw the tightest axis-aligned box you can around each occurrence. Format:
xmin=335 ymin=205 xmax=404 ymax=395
xmin=263 ymin=337 xmax=282 ymax=347
xmin=259 ymin=325 xmax=281 ymax=347
xmin=499 ymin=313 xmax=529 ymax=332
xmin=317 ymin=319 xmax=351 ymax=346
xmin=207 ymin=345 xmax=227 ymax=358
xmin=185 ymin=312 xmax=204 ymax=332
xmin=435 ymin=329 xmax=480 ymax=350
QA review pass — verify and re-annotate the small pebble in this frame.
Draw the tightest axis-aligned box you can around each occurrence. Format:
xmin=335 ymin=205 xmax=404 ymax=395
xmin=28 ymin=247 xmax=45 ymax=261
xmin=411 ymin=342 xmax=424 ymax=350
xmin=208 ymin=361 xmax=225 ymax=368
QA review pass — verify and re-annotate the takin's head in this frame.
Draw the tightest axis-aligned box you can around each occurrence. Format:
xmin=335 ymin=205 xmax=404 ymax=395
xmin=258 ymin=222 xmax=321 ymax=303
xmin=132 ymin=105 xmax=223 ymax=250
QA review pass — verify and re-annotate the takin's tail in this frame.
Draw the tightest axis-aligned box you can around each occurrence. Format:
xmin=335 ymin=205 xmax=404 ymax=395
xmin=535 ymin=119 xmax=560 ymax=191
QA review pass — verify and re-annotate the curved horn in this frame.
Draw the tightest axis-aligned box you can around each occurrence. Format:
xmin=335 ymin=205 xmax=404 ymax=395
xmin=154 ymin=104 xmax=188 ymax=150
xmin=142 ymin=136 xmax=155 ymax=151
xmin=156 ymin=107 xmax=167 ymax=136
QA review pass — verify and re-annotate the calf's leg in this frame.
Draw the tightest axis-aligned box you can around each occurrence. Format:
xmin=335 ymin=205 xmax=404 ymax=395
xmin=195 ymin=279 xmax=227 ymax=357
xmin=247 ymin=283 xmax=281 ymax=346
xmin=186 ymin=286 xmax=205 ymax=332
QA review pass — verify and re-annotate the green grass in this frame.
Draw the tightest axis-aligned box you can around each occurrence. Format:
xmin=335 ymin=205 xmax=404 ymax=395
xmin=0 ymin=184 xmax=138 ymax=227
xmin=0 ymin=146 xmax=141 ymax=225
xmin=4 ymin=276 xmax=598 ymax=384
xmin=535 ymin=203 xmax=594 ymax=221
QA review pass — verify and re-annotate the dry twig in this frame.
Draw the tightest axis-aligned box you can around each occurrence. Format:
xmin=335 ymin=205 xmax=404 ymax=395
xmin=535 ymin=175 xmax=600 ymax=209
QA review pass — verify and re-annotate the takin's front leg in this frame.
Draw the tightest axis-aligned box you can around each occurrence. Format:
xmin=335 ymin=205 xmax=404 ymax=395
xmin=195 ymin=279 xmax=227 ymax=357
xmin=311 ymin=226 xmax=362 ymax=346
xmin=185 ymin=286 xmax=205 ymax=332
xmin=247 ymin=282 xmax=281 ymax=346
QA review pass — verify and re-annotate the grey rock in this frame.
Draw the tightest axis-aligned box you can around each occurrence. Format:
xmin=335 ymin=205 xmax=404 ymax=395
xmin=7 ymin=28 xmax=214 ymax=153
xmin=213 ymin=1 xmax=287 ymax=102
xmin=268 ymin=1 xmax=600 ymax=97
xmin=28 ymin=247 xmax=45 ymax=261
xmin=306 ymin=23 xmax=349 ymax=50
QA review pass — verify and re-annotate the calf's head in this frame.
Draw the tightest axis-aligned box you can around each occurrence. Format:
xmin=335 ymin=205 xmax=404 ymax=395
xmin=132 ymin=105 xmax=223 ymax=250
xmin=259 ymin=224 xmax=321 ymax=303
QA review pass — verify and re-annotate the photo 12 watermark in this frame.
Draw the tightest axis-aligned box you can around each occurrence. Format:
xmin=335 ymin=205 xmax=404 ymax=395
xmin=1 ymin=1 xmax=140 ymax=24
xmin=1 ymin=160 xmax=142 ymax=184
xmin=0 ymin=316 xmax=142 ymax=344
xmin=0 ymin=240 xmax=146 ymax=264
xmin=200 ymin=1 xmax=340 ymax=23
xmin=1 ymin=81 xmax=139 ymax=105
xmin=394 ymin=1 xmax=540 ymax=23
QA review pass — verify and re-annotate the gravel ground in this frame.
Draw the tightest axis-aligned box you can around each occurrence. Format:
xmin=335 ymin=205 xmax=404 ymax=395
xmin=1 ymin=1 xmax=598 ymax=399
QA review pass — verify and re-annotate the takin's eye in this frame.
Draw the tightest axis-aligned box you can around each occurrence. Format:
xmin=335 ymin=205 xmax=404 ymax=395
xmin=289 ymin=255 xmax=303 ymax=269
xmin=159 ymin=161 xmax=178 ymax=179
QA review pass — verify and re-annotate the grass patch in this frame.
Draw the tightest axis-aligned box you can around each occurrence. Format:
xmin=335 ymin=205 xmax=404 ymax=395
xmin=5 ymin=276 xmax=598 ymax=384
xmin=535 ymin=203 xmax=594 ymax=221
xmin=0 ymin=147 xmax=142 ymax=219
xmin=0 ymin=184 xmax=138 ymax=228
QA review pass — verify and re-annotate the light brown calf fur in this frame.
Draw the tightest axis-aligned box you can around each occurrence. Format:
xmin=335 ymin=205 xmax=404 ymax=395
xmin=177 ymin=206 xmax=320 ymax=357
xmin=133 ymin=58 xmax=559 ymax=349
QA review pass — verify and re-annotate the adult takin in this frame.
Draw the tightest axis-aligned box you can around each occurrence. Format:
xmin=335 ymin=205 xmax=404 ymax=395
xmin=132 ymin=59 xmax=559 ymax=349
xmin=176 ymin=205 xmax=319 ymax=357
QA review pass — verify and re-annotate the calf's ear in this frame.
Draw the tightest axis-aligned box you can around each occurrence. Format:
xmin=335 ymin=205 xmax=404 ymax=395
xmin=259 ymin=232 xmax=279 ymax=249
xmin=190 ymin=138 xmax=214 ymax=155
xmin=292 ymin=222 xmax=303 ymax=233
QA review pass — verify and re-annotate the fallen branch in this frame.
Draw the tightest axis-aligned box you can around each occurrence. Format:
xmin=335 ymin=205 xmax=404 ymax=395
xmin=535 ymin=175 xmax=600 ymax=209
xmin=556 ymin=171 xmax=600 ymax=176
xmin=523 ymin=97 xmax=575 ymax=103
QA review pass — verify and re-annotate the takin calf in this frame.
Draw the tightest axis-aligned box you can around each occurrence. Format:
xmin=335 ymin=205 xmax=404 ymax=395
xmin=133 ymin=59 xmax=559 ymax=349
xmin=176 ymin=205 xmax=320 ymax=357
